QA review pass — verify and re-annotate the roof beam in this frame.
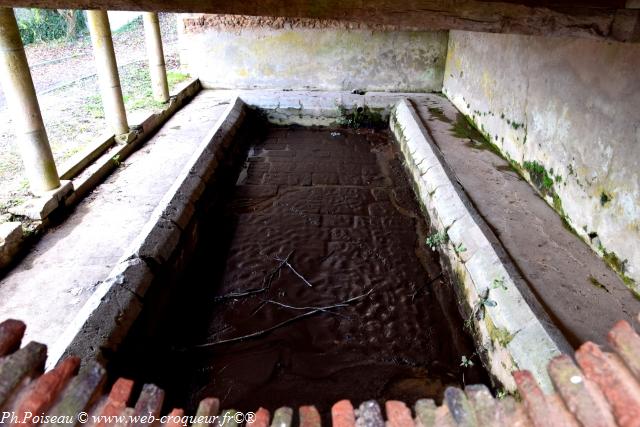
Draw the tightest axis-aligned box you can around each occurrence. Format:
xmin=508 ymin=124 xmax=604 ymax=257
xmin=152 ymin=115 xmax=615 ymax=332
xmin=5 ymin=0 xmax=640 ymax=42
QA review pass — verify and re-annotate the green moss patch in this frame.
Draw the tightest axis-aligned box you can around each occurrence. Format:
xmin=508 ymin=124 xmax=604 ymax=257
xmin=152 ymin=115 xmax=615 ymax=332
xmin=523 ymin=161 xmax=554 ymax=195
xmin=338 ymin=106 xmax=386 ymax=129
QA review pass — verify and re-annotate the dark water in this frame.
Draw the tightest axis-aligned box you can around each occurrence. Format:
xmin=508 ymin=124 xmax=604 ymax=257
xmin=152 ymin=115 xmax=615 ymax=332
xmin=112 ymin=126 xmax=487 ymax=420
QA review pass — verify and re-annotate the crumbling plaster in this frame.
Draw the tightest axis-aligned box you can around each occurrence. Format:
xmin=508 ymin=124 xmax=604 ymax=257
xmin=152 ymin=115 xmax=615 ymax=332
xmin=178 ymin=14 xmax=447 ymax=92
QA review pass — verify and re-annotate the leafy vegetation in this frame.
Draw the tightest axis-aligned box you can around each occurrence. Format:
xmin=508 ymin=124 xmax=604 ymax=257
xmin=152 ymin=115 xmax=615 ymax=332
xmin=338 ymin=106 xmax=386 ymax=129
xmin=491 ymin=277 xmax=507 ymax=291
xmin=17 ymin=9 xmax=87 ymax=45
xmin=425 ymin=231 xmax=448 ymax=250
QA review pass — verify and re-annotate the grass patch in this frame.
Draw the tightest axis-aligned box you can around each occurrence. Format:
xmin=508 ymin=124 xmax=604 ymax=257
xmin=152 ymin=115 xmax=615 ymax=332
xmin=112 ymin=16 xmax=142 ymax=35
xmin=83 ymin=67 xmax=191 ymax=118
xmin=84 ymin=94 xmax=104 ymax=118
xmin=167 ymin=71 xmax=189 ymax=88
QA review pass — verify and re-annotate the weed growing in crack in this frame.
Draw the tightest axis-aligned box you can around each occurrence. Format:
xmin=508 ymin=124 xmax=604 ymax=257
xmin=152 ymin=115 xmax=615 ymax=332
xmin=460 ymin=355 xmax=474 ymax=368
xmin=425 ymin=231 xmax=448 ymax=250
xmin=454 ymin=243 xmax=467 ymax=254
xmin=464 ymin=288 xmax=497 ymax=330
xmin=491 ymin=277 xmax=507 ymax=291
xmin=460 ymin=352 xmax=479 ymax=385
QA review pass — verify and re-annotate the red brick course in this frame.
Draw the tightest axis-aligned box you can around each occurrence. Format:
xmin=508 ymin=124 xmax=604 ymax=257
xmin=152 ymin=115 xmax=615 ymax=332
xmin=0 ymin=319 xmax=25 ymax=357
xmin=4 ymin=318 xmax=640 ymax=426
xmin=11 ymin=356 xmax=80 ymax=426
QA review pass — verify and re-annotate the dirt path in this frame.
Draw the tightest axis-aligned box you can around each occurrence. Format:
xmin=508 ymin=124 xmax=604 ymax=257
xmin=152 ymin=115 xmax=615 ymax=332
xmin=0 ymin=13 xmax=184 ymax=214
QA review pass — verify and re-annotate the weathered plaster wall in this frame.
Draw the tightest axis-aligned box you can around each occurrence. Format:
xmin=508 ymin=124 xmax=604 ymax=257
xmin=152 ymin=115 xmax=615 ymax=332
xmin=443 ymin=30 xmax=640 ymax=289
xmin=178 ymin=14 xmax=447 ymax=92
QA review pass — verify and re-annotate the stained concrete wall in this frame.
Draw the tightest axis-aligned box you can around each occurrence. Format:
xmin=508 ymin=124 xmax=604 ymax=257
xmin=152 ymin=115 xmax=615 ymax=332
xmin=442 ymin=30 xmax=640 ymax=288
xmin=178 ymin=14 xmax=447 ymax=92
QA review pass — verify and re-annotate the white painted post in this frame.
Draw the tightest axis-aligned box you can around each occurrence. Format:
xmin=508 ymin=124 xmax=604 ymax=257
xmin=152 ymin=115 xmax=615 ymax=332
xmin=143 ymin=12 xmax=169 ymax=102
xmin=87 ymin=10 xmax=129 ymax=137
xmin=0 ymin=8 xmax=60 ymax=193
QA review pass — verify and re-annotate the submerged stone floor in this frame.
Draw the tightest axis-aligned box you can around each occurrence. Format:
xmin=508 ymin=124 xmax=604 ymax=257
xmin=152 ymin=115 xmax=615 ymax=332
xmin=0 ymin=90 xmax=233 ymax=348
xmin=0 ymin=87 xmax=636 ymax=391
xmin=113 ymin=126 xmax=486 ymax=419
xmin=410 ymin=96 xmax=640 ymax=347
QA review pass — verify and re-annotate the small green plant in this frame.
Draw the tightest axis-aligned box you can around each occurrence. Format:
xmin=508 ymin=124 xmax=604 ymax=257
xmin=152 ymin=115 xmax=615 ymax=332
xmin=460 ymin=355 xmax=474 ymax=368
xmin=111 ymin=154 xmax=121 ymax=167
xmin=338 ymin=105 xmax=386 ymax=129
xmin=459 ymin=353 xmax=478 ymax=385
xmin=491 ymin=277 xmax=507 ymax=291
xmin=496 ymin=389 xmax=508 ymax=399
xmin=464 ymin=289 xmax=497 ymax=330
xmin=426 ymin=231 xmax=448 ymax=250
xmin=454 ymin=243 xmax=467 ymax=254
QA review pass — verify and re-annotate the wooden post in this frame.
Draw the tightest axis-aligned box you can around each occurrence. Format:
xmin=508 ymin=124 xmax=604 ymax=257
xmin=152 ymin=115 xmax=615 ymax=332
xmin=87 ymin=10 xmax=129 ymax=137
xmin=143 ymin=12 xmax=169 ymax=102
xmin=0 ymin=8 xmax=60 ymax=193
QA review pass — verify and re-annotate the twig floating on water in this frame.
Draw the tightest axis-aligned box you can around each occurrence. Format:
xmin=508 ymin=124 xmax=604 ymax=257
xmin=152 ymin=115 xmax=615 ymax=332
xmin=213 ymin=252 xmax=292 ymax=302
xmin=193 ymin=289 xmax=374 ymax=349
xmin=273 ymin=250 xmax=313 ymax=287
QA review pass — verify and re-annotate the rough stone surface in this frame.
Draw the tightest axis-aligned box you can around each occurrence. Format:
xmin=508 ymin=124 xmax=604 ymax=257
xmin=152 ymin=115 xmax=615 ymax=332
xmin=355 ymin=401 xmax=384 ymax=427
xmin=249 ymin=408 xmax=271 ymax=427
xmin=0 ymin=342 xmax=47 ymax=410
xmin=442 ymin=30 xmax=640 ymax=287
xmin=271 ymin=407 xmax=293 ymax=427
xmin=464 ymin=385 xmax=497 ymax=426
xmin=609 ymin=320 xmax=640 ymax=378
xmin=332 ymin=401 xmax=356 ymax=427
xmin=299 ymin=406 xmax=322 ymax=427
xmin=5 ymin=314 xmax=640 ymax=426
xmin=576 ymin=342 xmax=640 ymax=427
xmin=7 ymin=180 xmax=73 ymax=220
xmin=12 ymin=356 xmax=80 ymax=422
xmin=45 ymin=361 xmax=106 ymax=421
xmin=414 ymin=399 xmax=437 ymax=427
xmin=0 ymin=319 xmax=25 ymax=357
xmin=0 ymin=222 xmax=24 ymax=269
xmin=132 ymin=383 xmax=165 ymax=424
xmin=193 ymin=397 xmax=220 ymax=427
xmin=547 ymin=355 xmax=616 ymax=427
xmin=94 ymin=378 xmax=135 ymax=425
xmin=179 ymin=17 xmax=447 ymax=92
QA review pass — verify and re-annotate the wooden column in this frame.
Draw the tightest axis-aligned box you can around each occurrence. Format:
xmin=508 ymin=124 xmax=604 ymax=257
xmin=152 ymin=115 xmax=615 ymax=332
xmin=143 ymin=12 xmax=169 ymax=102
xmin=87 ymin=10 xmax=129 ymax=137
xmin=0 ymin=8 xmax=60 ymax=193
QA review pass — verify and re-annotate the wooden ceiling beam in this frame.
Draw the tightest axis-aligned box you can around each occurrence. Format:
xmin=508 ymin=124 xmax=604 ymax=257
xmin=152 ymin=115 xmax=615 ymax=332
xmin=3 ymin=0 xmax=639 ymax=42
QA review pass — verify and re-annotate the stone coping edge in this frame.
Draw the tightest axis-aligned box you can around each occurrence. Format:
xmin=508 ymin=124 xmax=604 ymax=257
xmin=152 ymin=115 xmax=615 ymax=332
xmin=47 ymin=97 xmax=248 ymax=369
xmin=390 ymin=98 xmax=562 ymax=392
